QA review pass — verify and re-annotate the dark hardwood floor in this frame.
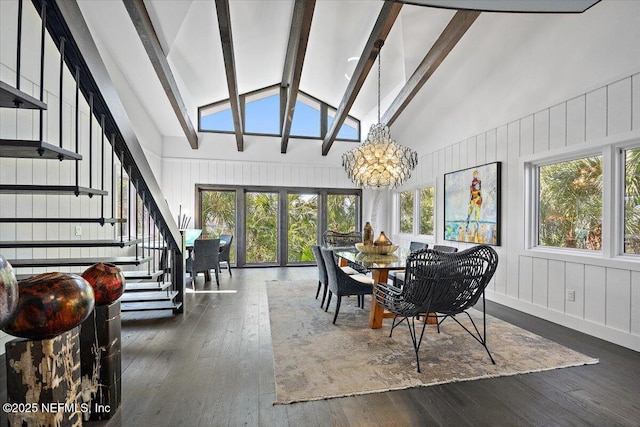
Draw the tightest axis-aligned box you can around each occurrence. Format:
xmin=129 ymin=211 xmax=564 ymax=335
xmin=2 ymin=266 xmax=639 ymax=426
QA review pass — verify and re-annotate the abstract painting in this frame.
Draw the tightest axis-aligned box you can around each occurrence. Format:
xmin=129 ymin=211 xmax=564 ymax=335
xmin=444 ymin=162 xmax=501 ymax=245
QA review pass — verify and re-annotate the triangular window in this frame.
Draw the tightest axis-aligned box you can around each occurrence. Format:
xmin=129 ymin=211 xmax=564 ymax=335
xmin=198 ymin=84 xmax=360 ymax=142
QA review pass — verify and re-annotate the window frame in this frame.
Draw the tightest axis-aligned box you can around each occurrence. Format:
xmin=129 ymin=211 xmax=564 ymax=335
xmin=396 ymin=184 xmax=436 ymax=239
xmin=523 ymin=133 xmax=640 ymax=266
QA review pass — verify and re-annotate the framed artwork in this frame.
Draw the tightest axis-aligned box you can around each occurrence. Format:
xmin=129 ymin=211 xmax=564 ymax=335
xmin=444 ymin=162 xmax=501 ymax=245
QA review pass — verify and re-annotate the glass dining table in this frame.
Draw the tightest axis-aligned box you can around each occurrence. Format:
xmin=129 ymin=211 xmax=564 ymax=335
xmin=331 ymin=246 xmax=412 ymax=329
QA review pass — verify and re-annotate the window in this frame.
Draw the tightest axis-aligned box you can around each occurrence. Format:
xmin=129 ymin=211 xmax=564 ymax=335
xmin=537 ymin=155 xmax=602 ymax=250
xmin=197 ymin=185 xmax=361 ymax=267
xmin=290 ymin=93 xmax=321 ymax=138
xmin=288 ymin=193 xmax=318 ymax=262
xmin=244 ymin=88 xmax=280 ymax=135
xmin=198 ymin=85 xmax=360 ymax=141
xmin=624 ymin=147 xmax=640 ymax=254
xmin=327 ymin=194 xmax=358 ymax=233
xmin=200 ymin=190 xmax=236 ymax=262
xmin=199 ymin=101 xmax=234 ymax=132
xmin=245 ymin=192 xmax=279 ymax=264
xmin=419 ymin=187 xmax=435 ymax=235
xmin=399 ymin=191 xmax=414 ymax=234
xmin=327 ymin=108 xmax=359 ymax=141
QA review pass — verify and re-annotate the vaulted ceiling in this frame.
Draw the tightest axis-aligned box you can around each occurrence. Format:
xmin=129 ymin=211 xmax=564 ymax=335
xmin=76 ymin=0 xmax=599 ymax=155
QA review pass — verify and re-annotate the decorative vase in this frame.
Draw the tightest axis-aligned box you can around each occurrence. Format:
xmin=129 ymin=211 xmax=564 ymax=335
xmin=0 ymin=255 xmax=19 ymax=329
xmin=363 ymin=222 xmax=374 ymax=246
xmin=82 ymin=262 xmax=126 ymax=305
xmin=374 ymin=231 xmax=392 ymax=246
xmin=2 ymin=272 xmax=95 ymax=340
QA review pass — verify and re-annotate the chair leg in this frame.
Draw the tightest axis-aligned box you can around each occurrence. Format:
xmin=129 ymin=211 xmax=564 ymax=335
xmin=333 ymin=296 xmax=342 ymax=324
xmin=315 ymin=280 xmax=322 ymax=299
xmin=406 ymin=316 xmax=428 ymax=373
xmin=227 ymin=262 xmax=232 ymax=276
xmin=325 ymin=291 xmax=332 ymax=312
xmin=320 ymin=284 xmax=328 ymax=308
xmin=214 ymin=267 xmax=220 ymax=288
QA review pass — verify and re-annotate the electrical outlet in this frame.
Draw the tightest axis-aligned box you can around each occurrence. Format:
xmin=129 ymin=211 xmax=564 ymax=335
xmin=567 ymin=289 xmax=576 ymax=302
xmin=75 ymin=226 xmax=82 ymax=236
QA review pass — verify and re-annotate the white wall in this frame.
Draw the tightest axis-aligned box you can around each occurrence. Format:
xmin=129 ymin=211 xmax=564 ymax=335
xmin=160 ymin=132 xmax=390 ymax=232
xmin=390 ymin=1 xmax=640 ymax=351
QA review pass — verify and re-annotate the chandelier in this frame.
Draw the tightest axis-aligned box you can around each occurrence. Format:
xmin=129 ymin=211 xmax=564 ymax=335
xmin=342 ymin=40 xmax=417 ymax=189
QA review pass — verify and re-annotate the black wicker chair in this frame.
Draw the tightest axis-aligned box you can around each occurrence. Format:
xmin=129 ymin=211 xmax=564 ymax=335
xmin=374 ymin=245 xmax=498 ymax=372
xmin=321 ymin=247 xmax=374 ymax=324
xmin=219 ymin=234 xmax=233 ymax=276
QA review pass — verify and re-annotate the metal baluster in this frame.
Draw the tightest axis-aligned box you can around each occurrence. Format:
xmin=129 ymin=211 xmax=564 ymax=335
xmin=58 ymin=37 xmax=65 ymax=149
xmin=74 ymin=66 xmax=80 ymax=192
xmin=88 ymin=92 xmax=93 ymax=189
xmin=16 ymin=0 xmax=23 ymax=90
xmin=100 ymin=116 xmax=105 ymax=219
xmin=38 ymin=1 xmax=46 ymax=141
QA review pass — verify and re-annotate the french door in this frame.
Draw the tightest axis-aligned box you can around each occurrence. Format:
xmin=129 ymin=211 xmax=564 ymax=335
xmin=197 ymin=185 xmax=361 ymax=267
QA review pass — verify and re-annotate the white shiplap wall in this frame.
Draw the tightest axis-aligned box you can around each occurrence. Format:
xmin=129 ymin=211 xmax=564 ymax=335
xmin=400 ymin=71 xmax=640 ymax=351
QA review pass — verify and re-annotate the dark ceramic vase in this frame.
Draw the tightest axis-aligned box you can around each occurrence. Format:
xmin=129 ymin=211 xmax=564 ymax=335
xmin=82 ymin=262 xmax=125 ymax=305
xmin=0 ymin=255 xmax=19 ymax=329
xmin=2 ymin=272 xmax=95 ymax=340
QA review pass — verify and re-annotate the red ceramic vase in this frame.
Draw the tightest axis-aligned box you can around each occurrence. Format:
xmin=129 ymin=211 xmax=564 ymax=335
xmin=0 ymin=255 xmax=19 ymax=329
xmin=2 ymin=272 xmax=95 ymax=340
xmin=82 ymin=262 xmax=125 ymax=305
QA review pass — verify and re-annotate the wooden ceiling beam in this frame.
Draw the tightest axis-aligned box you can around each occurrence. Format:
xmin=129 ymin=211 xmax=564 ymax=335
xmin=280 ymin=0 xmax=316 ymax=154
xmin=123 ymin=0 xmax=198 ymax=149
xmin=321 ymin=1 xmax=403 ymax=156
xmin=381 ymin=10 xmax=480 ymax=127
xmin=215 ymin=0 xmax=244 ymax=152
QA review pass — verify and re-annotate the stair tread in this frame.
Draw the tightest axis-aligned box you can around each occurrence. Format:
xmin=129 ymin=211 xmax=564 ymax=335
xmin=0 ymin=139 xmax=82 ymax=160
xmin=0 ymin=239 xmax=142 ymax=248
xmin=0 ymin=185 xmax=108 ymax=196
xmin=9 ymin=256 xmax=152 ymax=268
xmin=121 ymin=301 xmax=182 ymax=312
xmin=0 ymin=81 xmax=47 ymax=110
xmin=120 ymin=290 xmax=178 ymax=302
xmin=125 ymin=282 xmax=171 ymax=292
xmin=0 ymin=217 xmax=125 ymax=224
xmin=123 ymin=270 xmax=163 ymax=280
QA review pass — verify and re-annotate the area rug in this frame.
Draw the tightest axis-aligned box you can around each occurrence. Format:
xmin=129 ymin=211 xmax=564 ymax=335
xmin=267 ymin=280 xmax=598 ymax=404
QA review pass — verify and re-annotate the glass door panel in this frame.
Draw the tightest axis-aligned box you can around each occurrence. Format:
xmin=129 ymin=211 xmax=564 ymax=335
xmin=245 ymin=192 xmax=278 ymax=263
xmin=327 ymin=194 xmax=358 ymax=233
xmin=288 ymin=193 xmax=318 ymax=262
xmin=200 ymin=190 xmax=236 ymax=263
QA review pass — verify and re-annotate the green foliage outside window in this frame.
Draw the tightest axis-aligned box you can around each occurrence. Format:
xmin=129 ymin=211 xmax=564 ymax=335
xmin=419 ymin=187 xmax=435 ymax=235
xmin=288 ymin=194 xmax=318 ymax=262
xmin=538 ymin=156 xmax=602 ymax=250
xmin=400 ymin=191 xmax=414 ymax=234
xmin=246 ymin=192 xmax=278 ymax=263
xmin=624 ymin=148 xmax=640 ymax=254
xmin=200 ymin=189 xmax=359 ymax=264
xmin=327 ymin=194 xmax=357 ymax=233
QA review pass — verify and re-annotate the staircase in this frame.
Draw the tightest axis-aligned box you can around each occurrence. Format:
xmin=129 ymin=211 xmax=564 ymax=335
xmin=0 ymin=0 xmax=184 ymax=313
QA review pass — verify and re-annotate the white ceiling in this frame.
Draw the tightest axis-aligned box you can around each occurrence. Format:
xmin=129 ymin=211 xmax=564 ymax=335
xmin=77 ymin=0 xmax=460 ymax=141
xmin=76 ymin=0 xmax=631 ymax=159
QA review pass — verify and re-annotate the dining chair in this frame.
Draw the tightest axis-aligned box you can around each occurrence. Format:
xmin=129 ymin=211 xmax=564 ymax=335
xmin=186 ymin=238 xmax=220 ymax=288
xmin=321 ymin=247 xmax=374 ymax=324
xmin=219 ymin=234 xmax=233 ymax=276
xmin=312 ymin=244 xmax=360 ymax=309
xmin=390 ymin=241 xmax=428 ymax=288
xmin=374 ymin=245 xmax=498 ymax=372
xmin=432 ymin=244 xmax=458 ymax=253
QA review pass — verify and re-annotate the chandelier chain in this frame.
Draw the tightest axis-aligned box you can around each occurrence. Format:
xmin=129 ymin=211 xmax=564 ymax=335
xmin=377 ymin=45 xmax=381 ymax=124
